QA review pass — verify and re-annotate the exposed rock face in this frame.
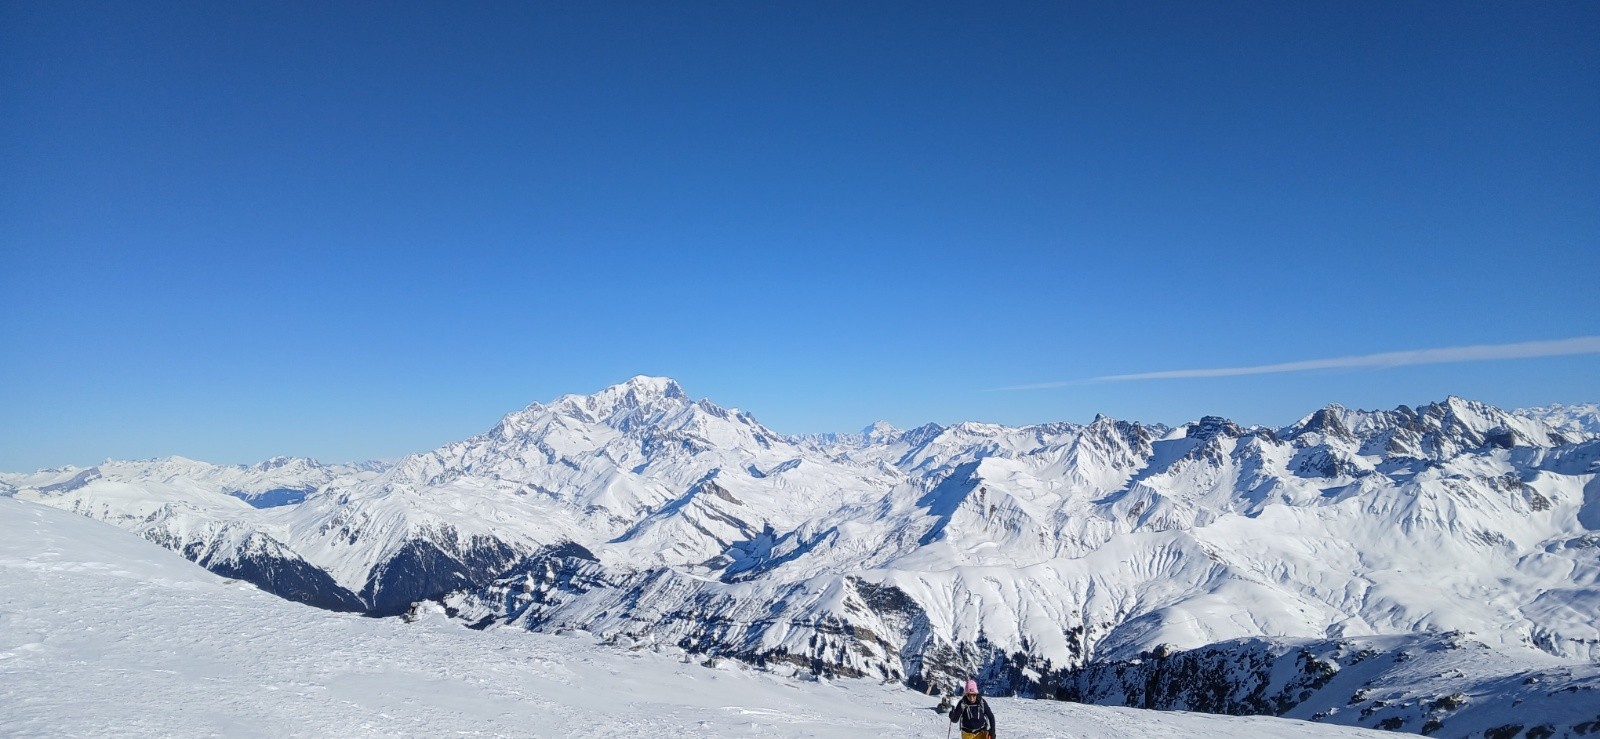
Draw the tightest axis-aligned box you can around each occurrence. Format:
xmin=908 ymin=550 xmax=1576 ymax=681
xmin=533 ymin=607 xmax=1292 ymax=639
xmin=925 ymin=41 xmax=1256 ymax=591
xmin=1294 ymin=407 xmax=1355 ymax=442
xmin=359 ymin=535 xmax=524 ymax=617
xmin=199 ymin=548 xmax=365 ymax=612
xmin=1049 ymin=634 xmax=1600 ymax=738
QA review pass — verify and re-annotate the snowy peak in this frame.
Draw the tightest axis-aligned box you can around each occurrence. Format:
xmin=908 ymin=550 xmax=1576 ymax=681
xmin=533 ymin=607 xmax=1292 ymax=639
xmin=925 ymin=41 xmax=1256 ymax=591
xmin=1082 ymin=414 xmax=1157 ymax=455
xmin=805 ymin=421 xmax=945 ymax=453
xmin=9 ymin=455 xmax=381 ymax=504
xmin=463 ymin=377 xmax=723 ymax=464
xmin=1286 ymin=397 xmax=1582 ymax=458
xmin=479 ymin=377 xmax=773 ymax=454
xmin=248 ymin=455 xmax=328 ymax=473
xmin=1516 ymin=402 xmax=1600 ymax=436
xmin=862 ymin=420 xmax=901 ymax=444
xmin=1423 ymin=395 xmax=1521 ymax=445
xmin=551 ymin=376 xmax=690 ymax=425
xmin=1183 ymin=416 xmax=1246 ymax=442
xmin=1289 ymin=406 xmax=1354 ymax=441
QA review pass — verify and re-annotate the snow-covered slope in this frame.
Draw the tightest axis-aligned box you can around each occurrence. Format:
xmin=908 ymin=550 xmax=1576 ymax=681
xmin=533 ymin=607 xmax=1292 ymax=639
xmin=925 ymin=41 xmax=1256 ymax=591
xmin=6 ymin=378 xmax=1599 ymax=734
xmin=1 ymin=496 xmax=1394 ymax=738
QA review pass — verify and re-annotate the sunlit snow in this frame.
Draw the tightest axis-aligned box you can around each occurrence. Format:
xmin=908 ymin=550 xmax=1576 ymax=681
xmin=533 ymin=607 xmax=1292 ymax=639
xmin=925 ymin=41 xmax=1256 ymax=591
xmin=0 ymin=497 xmax=1390 ymax=738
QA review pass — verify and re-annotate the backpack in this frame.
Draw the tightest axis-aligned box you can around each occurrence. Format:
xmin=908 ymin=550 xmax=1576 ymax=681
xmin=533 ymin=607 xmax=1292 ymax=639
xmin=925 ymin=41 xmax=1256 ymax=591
xmin=958 ymin=698 xmax=989 ymax=731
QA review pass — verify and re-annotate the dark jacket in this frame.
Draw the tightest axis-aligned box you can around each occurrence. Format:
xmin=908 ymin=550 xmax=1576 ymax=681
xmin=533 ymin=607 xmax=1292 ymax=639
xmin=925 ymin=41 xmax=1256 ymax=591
xmin=948 ymin=695 xmax=995 ymax=734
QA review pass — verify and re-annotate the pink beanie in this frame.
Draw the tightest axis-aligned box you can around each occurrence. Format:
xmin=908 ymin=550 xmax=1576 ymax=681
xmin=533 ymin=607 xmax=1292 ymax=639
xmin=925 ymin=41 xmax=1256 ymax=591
xmin=965 ymin=679 xmax=979 ymax=694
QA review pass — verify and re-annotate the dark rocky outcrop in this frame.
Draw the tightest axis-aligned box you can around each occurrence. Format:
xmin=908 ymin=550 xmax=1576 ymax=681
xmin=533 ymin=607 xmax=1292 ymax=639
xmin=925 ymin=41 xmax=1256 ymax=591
xmin=360 ymin=535 xmax=525 ymax=617
xmin=201 ymin=550 xmax=365 ymax=612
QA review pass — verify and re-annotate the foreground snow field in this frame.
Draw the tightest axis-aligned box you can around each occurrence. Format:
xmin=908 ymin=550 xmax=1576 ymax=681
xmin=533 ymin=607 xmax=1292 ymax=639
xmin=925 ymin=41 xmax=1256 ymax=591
xmin=0 ymin=498 xmax=1388 ymax=738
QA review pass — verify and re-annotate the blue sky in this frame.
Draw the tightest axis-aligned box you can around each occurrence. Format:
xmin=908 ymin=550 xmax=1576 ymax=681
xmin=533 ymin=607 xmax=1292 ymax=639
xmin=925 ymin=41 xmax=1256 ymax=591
xmin=3 ymin=1 xmax=1597 ymax=469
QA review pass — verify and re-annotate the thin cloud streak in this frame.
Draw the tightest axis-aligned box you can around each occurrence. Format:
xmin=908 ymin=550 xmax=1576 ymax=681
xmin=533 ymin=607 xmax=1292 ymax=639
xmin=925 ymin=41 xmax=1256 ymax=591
xmin=991 ymin=336 xmax=1600 ymax=390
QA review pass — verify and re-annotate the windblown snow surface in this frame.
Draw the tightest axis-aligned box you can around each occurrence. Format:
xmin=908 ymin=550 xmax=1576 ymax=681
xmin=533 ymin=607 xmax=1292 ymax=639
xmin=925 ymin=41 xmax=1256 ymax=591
xmin=0 ymin=497 xmax=1387 ymax=738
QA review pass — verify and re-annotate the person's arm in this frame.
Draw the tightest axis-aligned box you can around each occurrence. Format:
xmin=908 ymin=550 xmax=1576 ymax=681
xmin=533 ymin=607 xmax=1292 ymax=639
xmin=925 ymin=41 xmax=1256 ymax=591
xmin=984 ymin=699 xmax=996 ymax=735
xmin=948 ymin=704 xmax=960 ymax=723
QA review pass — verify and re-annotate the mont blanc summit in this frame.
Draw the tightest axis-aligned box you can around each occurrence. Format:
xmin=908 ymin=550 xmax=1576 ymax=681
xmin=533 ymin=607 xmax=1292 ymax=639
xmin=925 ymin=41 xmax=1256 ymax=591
xmin=5 ymin=377 xmax=1599 ymax=736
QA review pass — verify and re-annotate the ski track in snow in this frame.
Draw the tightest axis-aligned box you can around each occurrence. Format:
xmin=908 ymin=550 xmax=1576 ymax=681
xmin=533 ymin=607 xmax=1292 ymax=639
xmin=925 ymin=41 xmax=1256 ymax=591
xmin=0 ymin=497 xmax=1391 ymax=738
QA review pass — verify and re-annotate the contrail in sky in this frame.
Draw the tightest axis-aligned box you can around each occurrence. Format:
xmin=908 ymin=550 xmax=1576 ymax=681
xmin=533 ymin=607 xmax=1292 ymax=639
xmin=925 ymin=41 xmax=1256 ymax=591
xmin=991 ymin=336 xmax=1600 ymax=390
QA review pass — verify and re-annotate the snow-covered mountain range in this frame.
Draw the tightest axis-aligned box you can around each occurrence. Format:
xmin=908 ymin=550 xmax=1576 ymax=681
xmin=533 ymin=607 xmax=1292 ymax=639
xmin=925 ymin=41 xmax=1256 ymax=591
xmin=6 ymin=377 xmax=1599 ymax=737
xmin=1518 ymin=402 xmax=1600 ymax=436
xmin=1 ymin=495 xmax=1398 ymax=738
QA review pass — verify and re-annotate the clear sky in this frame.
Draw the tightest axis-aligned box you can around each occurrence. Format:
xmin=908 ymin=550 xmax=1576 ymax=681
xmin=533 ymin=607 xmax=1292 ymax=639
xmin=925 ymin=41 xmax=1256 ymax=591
xmin=3 ymin=1 xmax=1598 ymax=470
